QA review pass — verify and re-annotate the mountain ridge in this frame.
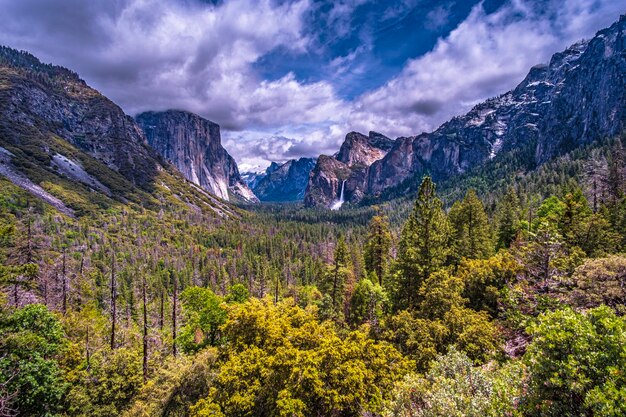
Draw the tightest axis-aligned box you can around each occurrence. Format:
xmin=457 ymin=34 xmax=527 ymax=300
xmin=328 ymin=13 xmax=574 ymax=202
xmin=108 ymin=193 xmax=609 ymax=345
xmin=303 ymin=15 xmax=625 ymax=208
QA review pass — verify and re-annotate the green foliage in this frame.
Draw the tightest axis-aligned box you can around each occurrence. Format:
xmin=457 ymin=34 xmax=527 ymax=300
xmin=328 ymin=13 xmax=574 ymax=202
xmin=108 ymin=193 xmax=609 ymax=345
xmin=569 ymin=255 xmax=626 ymax=311
xmin=380 ymin=310 xmax=447 ymax=371
xmin=363 ymin=214 xmax=392 ymax=284
xmin=0 ymin=304 xmax=68 ymax=416
xmin=383 ymin=348 xmax=524 ymax=417
xmin=1 ymin=132 xmax=626 ymax=417
xmin=179 ymin=287 xmax=227 ymax=353
xmin=457 ymin=252 xmax=521 ymax=316
xmin=448 ymin=189 xmax=492 ymax=263
xmin=225 ymin=283 xmax=250 ymax=304
xmin=496 ymin=186 xmax=521 ymax=249
xmin=124 ymin=349 xmax=219 ymax=417
xmin=195 ymin=298 xmax=411 ymax=417
xmin=349 ymin=278 xmax=388 ymax=327
xmin=393 ymin=177 xmax=451 ymax=310
xmin=66 ymin=348 xmax=143 ymax=417
xmin=523 ymin=306 xmax=626 ymax=417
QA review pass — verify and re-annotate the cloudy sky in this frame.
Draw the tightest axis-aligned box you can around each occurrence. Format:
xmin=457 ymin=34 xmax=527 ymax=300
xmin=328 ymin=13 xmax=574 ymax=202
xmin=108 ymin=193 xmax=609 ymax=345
xmin=0 ymin=0 xmax=622 ymax=171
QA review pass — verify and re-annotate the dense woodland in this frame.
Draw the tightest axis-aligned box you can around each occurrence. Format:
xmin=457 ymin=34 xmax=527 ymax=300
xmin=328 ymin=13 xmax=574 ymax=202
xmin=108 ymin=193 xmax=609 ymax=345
xmin=1 ymin=136 xmax=626 ymax=417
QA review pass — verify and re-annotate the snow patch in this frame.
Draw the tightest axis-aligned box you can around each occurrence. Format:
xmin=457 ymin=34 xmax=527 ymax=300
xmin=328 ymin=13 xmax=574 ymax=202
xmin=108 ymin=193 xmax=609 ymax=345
xmin=489 ymin=138 xmax=503 ymax=159
xmin=467 ymin=108 xmax=496 ymax=127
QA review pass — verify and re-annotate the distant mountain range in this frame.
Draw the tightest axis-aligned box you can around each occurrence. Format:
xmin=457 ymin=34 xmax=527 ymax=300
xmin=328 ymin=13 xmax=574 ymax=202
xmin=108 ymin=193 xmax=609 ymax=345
xmin=0 ymin=16 xmax=623 ymax=212
xmin=303 ymin=15 xmax=625 ymax=207
xmin=243 ymin=157 xmax=317 ymax=202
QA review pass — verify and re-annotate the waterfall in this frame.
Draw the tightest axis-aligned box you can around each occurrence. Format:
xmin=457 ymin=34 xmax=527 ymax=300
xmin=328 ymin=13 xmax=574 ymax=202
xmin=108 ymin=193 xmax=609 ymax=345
xmin=330 ymin=180 xmax=346 ymax=210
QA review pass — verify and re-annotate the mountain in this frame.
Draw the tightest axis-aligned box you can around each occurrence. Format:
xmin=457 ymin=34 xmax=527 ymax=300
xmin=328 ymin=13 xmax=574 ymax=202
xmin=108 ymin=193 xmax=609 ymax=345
xmin=305 ymin=15 xmax=625 ymax=207
xmin=0 ymin=45 xmax=238 ymax=217
xmin=304 ymin=131 xmax=394 ymax=207
xmin=135 ymin=110 xmax=257 ymax=203
xmin=241 ymin=162 xmax=280 ymax=191
xmin=241 ymin=171 xmax=266 ymax=191
xmin=251 ymin=157 xmax=316 ymax=202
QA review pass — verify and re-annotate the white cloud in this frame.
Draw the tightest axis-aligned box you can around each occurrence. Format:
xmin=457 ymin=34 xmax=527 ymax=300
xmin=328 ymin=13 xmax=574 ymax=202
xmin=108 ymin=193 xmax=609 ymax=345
xmin=0 ymin=0 xmax=622 ymax=171
xmin=346 ymin=0 xmax=624 ymax=139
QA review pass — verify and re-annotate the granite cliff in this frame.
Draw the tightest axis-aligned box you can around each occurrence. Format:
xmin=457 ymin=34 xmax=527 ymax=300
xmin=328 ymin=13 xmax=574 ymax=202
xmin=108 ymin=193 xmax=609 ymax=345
xmin=136 ymin=110 xmax=257 ymax=202
xmin=304 ymin=16 xmax=625 ymax=207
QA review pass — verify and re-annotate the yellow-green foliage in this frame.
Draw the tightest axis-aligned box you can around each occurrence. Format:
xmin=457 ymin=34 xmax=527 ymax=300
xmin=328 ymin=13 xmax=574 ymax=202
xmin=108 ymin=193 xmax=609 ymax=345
xmin=192 ymin=298 xmax=411 ymax=417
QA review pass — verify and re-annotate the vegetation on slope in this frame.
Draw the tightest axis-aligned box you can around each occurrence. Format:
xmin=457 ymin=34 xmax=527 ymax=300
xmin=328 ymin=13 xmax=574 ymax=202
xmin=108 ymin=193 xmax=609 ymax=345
xmin=0 ymin=137 xmax=625 ymax=416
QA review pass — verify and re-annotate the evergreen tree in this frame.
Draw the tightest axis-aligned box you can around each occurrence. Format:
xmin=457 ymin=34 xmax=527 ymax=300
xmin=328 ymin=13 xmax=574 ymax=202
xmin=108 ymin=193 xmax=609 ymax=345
xmin=363 ymin=214 xmax=392 ymax=285
xmin=448 ymin=189 xmax=492 ymax=264
xmin=495 ymin=187 xmax=521 ymax=249
xmin=321 ymin=236 xmax=351 ymax=320
xmin=394 ymin=177 xmax=451 ymax=310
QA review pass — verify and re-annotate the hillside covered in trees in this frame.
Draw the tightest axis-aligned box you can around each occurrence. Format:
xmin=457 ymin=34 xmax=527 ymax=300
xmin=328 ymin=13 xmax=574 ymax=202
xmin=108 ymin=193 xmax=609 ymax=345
xmin=1 ymin=134 xmax=626 ymax=416
xmin=0 ymin=4 xmax=625 ymax=417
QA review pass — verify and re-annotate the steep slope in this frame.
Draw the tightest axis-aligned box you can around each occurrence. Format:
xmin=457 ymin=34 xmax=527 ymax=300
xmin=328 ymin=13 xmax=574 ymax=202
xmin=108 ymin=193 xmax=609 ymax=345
xmin=303 ymin=155 xmax=352 ymax=208
xmin=304 ymin=131 xmax=394 ymax=207
xmin=0 ymin=46 xmax=238 ymax=218
xmin=136 ymin=110 xmax=257 ymax=203
xmin=0 ymin=46 xmax=159 ymax=188
xmin=365 ymin=16 xmax=625 ymax=200
xmin=252 ymin=157 xmax=316 ymax=202
xmin=336 ymin=131 xmax=394 ymax=168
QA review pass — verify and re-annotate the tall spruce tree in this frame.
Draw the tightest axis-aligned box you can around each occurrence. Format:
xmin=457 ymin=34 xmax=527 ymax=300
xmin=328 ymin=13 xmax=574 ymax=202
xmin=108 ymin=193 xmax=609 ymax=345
xmin=448 ymin=189 xmax=492 ymax=264
xmin=363 ymin=214 xmax=392 ymax=285
xmin=496 ymin=186 xmax=521 ymax=249
xmin=394 ymin=177 xmax=450 ymax=310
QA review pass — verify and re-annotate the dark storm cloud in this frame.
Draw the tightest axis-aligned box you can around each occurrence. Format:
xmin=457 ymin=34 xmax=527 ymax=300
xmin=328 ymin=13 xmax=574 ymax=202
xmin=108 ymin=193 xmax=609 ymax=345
xmin=410 ymin=99 xmax=443 ymax=116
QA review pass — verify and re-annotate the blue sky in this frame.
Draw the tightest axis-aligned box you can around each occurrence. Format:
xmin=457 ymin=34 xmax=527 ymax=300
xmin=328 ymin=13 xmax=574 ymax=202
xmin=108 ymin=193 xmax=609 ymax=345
xmin=0 ymin=0 xmax=622 ymax=171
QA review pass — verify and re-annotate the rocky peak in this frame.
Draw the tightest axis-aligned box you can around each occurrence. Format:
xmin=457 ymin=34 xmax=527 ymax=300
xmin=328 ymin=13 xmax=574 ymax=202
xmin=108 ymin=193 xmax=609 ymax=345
xmin=304 ymin=131 xmax=394 ymax=208
xmin=303 ymin=155 xmax=352 ymax=208
xmin=252 ymin=157 xmax=316 ymax=202
xmin=362 ymin=16 xmax=625 ymax=203
xmin=0 ymin=45 xmax=159 ymax=188
xmin=336 ymin=131 xmax=393 ymax=168
xmin=136 ymin=110 xmax=258 ymax=202
xmin=266 ymin=162 xmax=281 ymax=175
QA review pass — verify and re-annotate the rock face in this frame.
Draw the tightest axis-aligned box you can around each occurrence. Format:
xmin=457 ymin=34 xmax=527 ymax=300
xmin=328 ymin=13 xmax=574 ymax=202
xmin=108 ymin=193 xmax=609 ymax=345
xmin=136 ymin=110 xmax=257 ymax=202
xmin=251 ymin=157 xmax=316 ymax=202
xmin=365 ymin=16 xmax=625 ymax=200
xmin=304 ymin=131 xmax=394 ymax=207
xmin=336 ymin=131 xmax=394 ymax=168
xmin=303 ymin=16 xmax=625 ymax=208
xmin=303 ymin=155 xmax=353 ymax=208
xmin=0 ymin=46 xmax=239 ymax=218
xmin=0 ymin=46 xmax=160 ymax=187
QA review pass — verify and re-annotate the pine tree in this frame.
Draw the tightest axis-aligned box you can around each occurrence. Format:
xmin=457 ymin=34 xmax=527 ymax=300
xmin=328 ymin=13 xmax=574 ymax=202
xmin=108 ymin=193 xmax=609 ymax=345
xmin=363 ymin=214 xmax=392 ymax=285
xmin=496 ymin=187 xmax=521 ymax=249
xmin=330 ymin=236 xmax=348 ymax=312
xmin=394 ymin=177 xmax=451 ymax=310
xmin=448 ymin=189 xmax=492 ymax=264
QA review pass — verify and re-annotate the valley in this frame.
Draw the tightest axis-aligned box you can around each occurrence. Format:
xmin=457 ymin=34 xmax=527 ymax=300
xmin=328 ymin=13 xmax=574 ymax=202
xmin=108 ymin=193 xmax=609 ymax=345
xmin=0 ymin=8 xmax=624 ymax=417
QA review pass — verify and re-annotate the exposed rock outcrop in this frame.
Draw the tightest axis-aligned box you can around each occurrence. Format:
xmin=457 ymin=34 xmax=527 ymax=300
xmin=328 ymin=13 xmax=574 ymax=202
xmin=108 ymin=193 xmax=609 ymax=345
xmin=304 ymin=15 xmax=625 ymax=208
xmin=0 ymin=45 xmax=239 ymax=218
xmin=365 ymin=16 xmax=625 ymax=200
xmin=304 ymin=132 xmax=394 ymax=207
xmin=303 ymin=155 xmax=353 ymax=208
xmin=136 ymin=110 xmax=258 ymax=202
xmin=0 ymin=46 xmax=160 ymax=188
